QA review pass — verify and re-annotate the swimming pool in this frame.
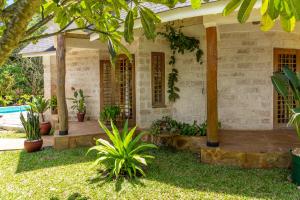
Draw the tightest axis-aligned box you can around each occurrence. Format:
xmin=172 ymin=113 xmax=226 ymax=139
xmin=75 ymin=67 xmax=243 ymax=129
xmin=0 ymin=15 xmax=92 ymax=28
xmin=0 ymin=105 xmax=30 ymax=114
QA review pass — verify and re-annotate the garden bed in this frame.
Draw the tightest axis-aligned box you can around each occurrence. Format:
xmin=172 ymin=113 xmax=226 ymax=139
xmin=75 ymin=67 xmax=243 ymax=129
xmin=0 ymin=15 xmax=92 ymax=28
xmin=143 ymin=133 xmax=206 ymax=153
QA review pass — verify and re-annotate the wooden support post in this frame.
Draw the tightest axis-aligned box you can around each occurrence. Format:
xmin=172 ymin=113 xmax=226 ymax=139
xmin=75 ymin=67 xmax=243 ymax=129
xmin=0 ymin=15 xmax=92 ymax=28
xmin=206 ymin=26 xmax=219 ymax=147
xmin=56 ymin=33 xmax=68 ymax=135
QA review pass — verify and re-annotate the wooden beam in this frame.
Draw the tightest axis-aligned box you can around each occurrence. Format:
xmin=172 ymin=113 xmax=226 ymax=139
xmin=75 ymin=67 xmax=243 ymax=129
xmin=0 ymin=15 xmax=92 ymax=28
xmin=56 ymin=34 xmax=68 ymax=135
xmin=206 ymin=26 xmax=219 ymax=147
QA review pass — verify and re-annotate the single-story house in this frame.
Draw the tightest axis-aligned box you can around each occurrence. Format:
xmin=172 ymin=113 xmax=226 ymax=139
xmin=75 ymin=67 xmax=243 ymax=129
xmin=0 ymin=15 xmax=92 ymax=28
xmin=20 ymin=1 xmax=300 ymax=147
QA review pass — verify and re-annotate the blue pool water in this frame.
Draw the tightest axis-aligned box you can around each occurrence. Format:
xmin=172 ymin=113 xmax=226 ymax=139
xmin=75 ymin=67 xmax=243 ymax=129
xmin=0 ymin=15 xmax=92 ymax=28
xmin=0 ymin=105 xmax=30 ymax=114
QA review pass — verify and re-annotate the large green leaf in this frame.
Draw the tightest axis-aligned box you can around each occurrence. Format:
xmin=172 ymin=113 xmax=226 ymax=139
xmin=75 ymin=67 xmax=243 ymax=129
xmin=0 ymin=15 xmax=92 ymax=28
xmin=140 ymin=7 xmax=161 ymax=39
xmin=289 ymin=0 xmax=300 ymax=20
xmin=191 ymin=0 xmax=202 ymax=9
xmin=268 ymin=0 xmax=280 ymax=19
xmin=283 ymin=67 xmax=300 ymax=101
xmin=260 ymin=13 xmax=275 ymax=31
xmin=280 ymin=15 xmax=296 ymax=32
xmin=237 ymin=0 xmax=257 ymax=23
xmin=124 ymin=10 xmax=134 ymax=43
xmin=289 ymin=108 xmax=300 ymax=138
xmin=261 ymin=0 xmax=269 ymax=15
xmin=271 ymin=74 xmax=289 ymax=99
xmin=223 ymin=0 xmax=242 ymax=16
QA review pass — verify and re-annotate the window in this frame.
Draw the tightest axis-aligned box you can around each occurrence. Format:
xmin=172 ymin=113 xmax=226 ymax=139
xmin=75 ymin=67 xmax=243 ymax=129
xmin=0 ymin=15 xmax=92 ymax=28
xmin=151 ymin=52 xmax=165 ymax=107
xmin=273 ymin=48 xmax=300 ymax=128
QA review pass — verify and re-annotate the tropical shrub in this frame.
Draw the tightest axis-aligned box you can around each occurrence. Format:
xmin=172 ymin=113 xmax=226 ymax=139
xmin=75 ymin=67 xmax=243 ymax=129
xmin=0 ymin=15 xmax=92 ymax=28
xmin=69 ymin=89 xmax=88 ymax=113
xmin=87 ymin=120 xmax=157 ymax=179
xmin=20 ymin=109 xmax=41 ymax=141
xmin=150 ymin=116 xmax=221 ymax=136
xmin=100 ymin=105 xmax=121 ymax=124
xmin=16 ymin=94 xmax=32 ymax=105
xmin=28 ymin=96 xmax=50 ymax=122
xmin=271 ymin=66 xmax=300 ymax=138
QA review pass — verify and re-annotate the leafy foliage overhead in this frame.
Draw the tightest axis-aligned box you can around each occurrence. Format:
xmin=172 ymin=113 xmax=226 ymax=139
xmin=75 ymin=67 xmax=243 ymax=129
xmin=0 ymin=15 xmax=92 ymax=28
xmin=224 ymin=0 xmax=300 ymax=32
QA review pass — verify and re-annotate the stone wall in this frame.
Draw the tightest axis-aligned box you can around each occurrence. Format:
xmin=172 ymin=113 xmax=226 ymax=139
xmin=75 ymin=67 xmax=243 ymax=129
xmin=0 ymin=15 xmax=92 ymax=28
xmin=43 ymin=55 xmax=56 ymax=122
xmin=65 ymin=50 xmax=100 ymax=120
xmin=217 ymin=22 xmax=300 ymax=130
xmin=135 ymin=21 xmax=206 ymax=128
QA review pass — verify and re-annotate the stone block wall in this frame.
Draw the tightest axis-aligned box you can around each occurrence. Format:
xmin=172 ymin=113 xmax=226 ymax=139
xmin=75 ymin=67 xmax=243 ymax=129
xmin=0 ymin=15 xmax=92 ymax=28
xmin=217 ymin=22 xmax=300 ymax=130
xmin=43 ymin=55 xmax=56 ymax=122
xmin=65 ymin=50 xmax=100 ymax=120
xmin=135 ymin=22 xmax=206 ymax=128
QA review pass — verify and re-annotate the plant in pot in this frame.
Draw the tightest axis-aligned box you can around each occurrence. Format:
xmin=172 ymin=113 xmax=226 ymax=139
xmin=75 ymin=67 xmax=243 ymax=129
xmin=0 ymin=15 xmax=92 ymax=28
xmin=28 ymin=96 xmax=51 ymax=135
xmin=20 ymin=109 xmax=43 ymax=153
xmin=100 ymin=105 xmax=121 ymax=127
xmin=271 ymin=66 xmax=300 ymax=185
xmin=50 ymin=95 xmax=58 ymax=114
xmin=69 ymin=89 xmax=88 ymax=122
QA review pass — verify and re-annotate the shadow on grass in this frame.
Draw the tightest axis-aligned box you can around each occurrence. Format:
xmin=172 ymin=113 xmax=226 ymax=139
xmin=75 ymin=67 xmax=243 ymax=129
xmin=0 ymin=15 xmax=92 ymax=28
xmin=15 ymin=147 xmax=96 ymax=173
xmin=87 ymin=171 xmax=145 ymax=192
xmin=50 ymin=192 xmax=90 ymax=200
xmin=143 ymin=147 xmax=299 ymax=200
xmin=14 ymin=146 xmax=300 ymax=199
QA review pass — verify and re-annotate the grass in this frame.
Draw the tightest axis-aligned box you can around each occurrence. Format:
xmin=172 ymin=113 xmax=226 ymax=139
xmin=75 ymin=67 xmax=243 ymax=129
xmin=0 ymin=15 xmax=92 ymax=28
xmin=0 ymin=131 xmax=26 ymax=138
xmin=0 ymin=147 xmax=299 ymax=200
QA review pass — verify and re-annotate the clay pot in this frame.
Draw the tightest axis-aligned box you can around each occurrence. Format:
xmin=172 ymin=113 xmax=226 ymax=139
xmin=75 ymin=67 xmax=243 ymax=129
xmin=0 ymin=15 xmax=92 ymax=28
xmin=77 ymin=112 xmax=85 ymax=122
xmin=40 ymin=122 xmax=52 ymax=135
xmin=24 ymin=139 xmax=43 ymax=153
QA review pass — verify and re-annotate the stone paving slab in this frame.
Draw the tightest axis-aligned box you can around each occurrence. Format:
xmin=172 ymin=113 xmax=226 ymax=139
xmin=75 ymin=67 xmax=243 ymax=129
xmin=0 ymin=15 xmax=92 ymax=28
xmin=0 ymin=136 xmax=54 ymax=151
xmin=0 ymin=138 xmax=25 ymax=150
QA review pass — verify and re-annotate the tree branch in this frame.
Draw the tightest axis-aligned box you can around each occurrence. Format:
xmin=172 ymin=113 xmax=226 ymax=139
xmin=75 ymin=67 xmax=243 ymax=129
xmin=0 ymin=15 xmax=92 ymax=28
xmin=25 ymin=14 xmax=54 ymax=37
xmin=0 ymin=0 xmax=42 ymax=66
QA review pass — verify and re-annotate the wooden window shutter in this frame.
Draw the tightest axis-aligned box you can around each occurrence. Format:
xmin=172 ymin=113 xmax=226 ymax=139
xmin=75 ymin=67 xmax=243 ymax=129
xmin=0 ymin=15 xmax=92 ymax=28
xmin=151 ymin=52 xmax=165 ymax=107
xmin=273 ymin=48 xmax=300 ymax=128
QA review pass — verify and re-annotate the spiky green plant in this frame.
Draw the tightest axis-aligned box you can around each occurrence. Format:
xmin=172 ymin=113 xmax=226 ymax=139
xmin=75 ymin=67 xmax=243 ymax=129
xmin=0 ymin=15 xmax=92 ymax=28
xmin=271 ymin=66 xmax=300 ymax=139
xmin=27 ymin=96 xmax=49 ymax=122
xmin=87 ymin=120 xmax=157 ymax=179
xmin=20 ymin=109 xmax=41 ymax=141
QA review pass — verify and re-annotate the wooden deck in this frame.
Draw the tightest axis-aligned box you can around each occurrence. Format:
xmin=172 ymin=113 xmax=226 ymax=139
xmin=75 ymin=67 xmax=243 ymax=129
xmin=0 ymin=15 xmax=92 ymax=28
xmin=53 ymin=121 xmax=300 ymax=168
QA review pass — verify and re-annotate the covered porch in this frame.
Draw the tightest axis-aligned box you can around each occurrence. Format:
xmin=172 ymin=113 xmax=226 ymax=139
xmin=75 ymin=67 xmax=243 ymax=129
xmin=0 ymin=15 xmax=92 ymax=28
xmin=53 ymin=120 xmax=299 ymax=168
xmin=47 ymin=8 xmax=300 ymax=168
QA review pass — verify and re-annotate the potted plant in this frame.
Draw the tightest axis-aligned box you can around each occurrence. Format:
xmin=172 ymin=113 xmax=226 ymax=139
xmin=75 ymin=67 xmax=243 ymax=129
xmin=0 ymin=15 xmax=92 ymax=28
xmin=50 ymin=95 xmax=58 ymax=114
xmin=28 ymin=96 xmax=51 ymax=135
xmin=69 ymin=89 xmax=88 ymax=122
xmin=100 ymin=105 xmax=121 ymax=126
xmin=271 ymin=66 xmax=300 ymax=185
xmin=20 ymin=109 xmax=43 ymax=153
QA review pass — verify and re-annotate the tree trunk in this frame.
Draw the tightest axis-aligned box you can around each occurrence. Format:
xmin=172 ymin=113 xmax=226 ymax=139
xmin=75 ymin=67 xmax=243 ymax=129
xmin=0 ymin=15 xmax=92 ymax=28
xmin=0 ymin=0 xmax=41 ymax=66
xmin=56 ymin=33 xmax=68 ymax=135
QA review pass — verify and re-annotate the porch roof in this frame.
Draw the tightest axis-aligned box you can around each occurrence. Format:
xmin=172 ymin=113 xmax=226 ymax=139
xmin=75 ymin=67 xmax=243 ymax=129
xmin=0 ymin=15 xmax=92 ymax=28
xmin=20 ymin=0 xmax=262 ymax=55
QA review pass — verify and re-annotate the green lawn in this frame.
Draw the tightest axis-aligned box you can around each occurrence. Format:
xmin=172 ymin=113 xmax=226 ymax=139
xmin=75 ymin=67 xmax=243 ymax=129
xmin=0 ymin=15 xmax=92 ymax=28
xmin=0 ymin=147 xmax=299 ymax=200
xmin=0 ymin=131 xmax=26 ymax=138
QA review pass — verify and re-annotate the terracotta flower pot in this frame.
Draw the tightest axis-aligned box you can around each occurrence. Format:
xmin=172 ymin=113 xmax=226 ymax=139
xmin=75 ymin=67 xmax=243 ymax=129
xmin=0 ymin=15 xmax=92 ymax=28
xmin=77 ymin=112 xmax=85 ymax=122
xmin=40 ymin=122 xmax=52 ymax=135
xmin=24 ymin=139 xmax=43 ymax=153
